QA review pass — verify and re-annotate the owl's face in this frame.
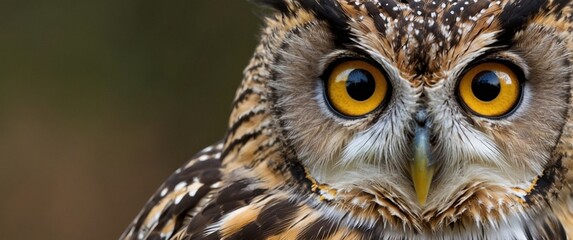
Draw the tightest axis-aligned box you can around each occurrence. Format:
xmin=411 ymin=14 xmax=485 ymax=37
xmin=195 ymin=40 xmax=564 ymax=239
xmin=261 ymin=0 xmax=573 ymax=232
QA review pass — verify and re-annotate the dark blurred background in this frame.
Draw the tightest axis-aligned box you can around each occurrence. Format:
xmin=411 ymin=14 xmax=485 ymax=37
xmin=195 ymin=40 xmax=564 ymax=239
xmin=0 ymin=1 xmax=261 ymax=239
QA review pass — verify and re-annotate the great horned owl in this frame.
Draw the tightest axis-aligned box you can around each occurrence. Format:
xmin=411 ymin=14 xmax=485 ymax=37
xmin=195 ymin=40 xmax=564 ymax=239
xmin=121 ymin=0 xmax=573 ymax=239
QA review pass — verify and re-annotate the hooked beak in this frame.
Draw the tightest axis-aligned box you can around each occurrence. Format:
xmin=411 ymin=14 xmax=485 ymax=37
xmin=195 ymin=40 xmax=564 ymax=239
xmin=410 ymin=114 xmax=434 ymax=206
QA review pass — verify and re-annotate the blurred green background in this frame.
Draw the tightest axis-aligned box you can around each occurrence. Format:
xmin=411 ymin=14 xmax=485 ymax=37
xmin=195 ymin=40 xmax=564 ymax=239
xmin=0 ymin=1 xmax=261 ymax=239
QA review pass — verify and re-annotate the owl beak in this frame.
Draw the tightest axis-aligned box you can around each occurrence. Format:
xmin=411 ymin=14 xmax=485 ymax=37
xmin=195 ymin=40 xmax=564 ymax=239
xmin=410 ymin=116 xmax=435 ymax=206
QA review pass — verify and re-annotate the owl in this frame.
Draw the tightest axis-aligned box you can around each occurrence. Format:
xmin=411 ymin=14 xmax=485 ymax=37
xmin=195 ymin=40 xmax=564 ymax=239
xmin=121 ymin=0 xmax=573 ymax=239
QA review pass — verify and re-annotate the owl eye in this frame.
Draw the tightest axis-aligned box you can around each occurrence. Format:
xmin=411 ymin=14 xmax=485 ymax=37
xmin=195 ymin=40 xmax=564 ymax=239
xmin=325 ymin=60 xmax=389 ymax=117
xmin=458 ymin=62 xmax=523 ymax=117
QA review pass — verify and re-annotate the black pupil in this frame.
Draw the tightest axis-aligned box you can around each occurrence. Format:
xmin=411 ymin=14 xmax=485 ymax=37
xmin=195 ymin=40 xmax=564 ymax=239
xmin=346 ymin=69 xmax=376 ymax=101
xmin=471 ymin=71 xmax=501 ymax=101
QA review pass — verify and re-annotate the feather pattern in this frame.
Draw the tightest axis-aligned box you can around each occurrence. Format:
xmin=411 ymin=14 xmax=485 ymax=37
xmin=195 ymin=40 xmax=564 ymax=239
xmin=122 ymin=0 xmax=573 ymax=239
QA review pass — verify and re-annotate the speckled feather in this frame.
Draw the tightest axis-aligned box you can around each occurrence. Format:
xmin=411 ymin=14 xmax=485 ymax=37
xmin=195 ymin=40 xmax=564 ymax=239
xmin=121 ymin=0 xmax=573 ymax=239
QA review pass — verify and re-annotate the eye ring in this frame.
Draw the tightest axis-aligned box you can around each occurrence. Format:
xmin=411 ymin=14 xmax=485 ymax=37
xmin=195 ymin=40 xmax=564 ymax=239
xmin=323 ymin=59 xmax=390 ymax=117
xmin=457 ymin=61 xmax=524 ymax=118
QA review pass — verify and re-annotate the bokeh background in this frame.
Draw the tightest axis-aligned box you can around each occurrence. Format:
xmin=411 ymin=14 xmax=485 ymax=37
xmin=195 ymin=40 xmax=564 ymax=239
xmin=0 ymin=1 xmax=261 ymax=239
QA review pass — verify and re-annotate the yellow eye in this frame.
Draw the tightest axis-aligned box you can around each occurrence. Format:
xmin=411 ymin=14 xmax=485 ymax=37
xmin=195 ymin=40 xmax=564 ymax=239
xmin=325 ymin=60 xmax=389 ymax=117
xmin=458 ymin=62 xmax=522 ymax=117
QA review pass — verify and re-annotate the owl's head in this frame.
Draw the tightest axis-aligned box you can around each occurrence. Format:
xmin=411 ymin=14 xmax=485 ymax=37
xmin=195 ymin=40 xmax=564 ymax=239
xmin=230 ymin=0 xmax=573 ymax=236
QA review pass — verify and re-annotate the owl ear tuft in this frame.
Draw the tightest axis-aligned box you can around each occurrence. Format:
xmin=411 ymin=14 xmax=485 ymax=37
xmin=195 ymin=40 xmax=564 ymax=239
xmin=251 ymin=0 xmax=291 ymax=13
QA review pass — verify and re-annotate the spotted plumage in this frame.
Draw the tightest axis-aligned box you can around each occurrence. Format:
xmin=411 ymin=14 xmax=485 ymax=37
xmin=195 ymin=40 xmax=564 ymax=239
xmin=122 ymin=0 xmax=573 ymax=239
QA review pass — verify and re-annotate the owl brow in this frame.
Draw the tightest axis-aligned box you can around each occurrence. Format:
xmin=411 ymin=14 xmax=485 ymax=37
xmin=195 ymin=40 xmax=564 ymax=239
xmin=297 ymin=0 xmax=355 ymax=46
xmin=494 ymin=0 xmax=571 ymax=46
